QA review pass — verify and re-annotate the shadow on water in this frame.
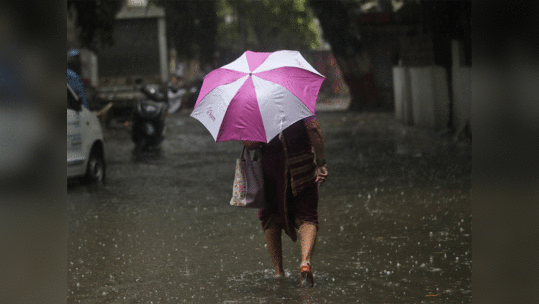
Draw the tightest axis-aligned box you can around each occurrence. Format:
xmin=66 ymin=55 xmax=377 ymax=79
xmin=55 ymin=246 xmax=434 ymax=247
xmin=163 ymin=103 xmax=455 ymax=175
xmin=68 ymin=111 xmax=471 ymax=303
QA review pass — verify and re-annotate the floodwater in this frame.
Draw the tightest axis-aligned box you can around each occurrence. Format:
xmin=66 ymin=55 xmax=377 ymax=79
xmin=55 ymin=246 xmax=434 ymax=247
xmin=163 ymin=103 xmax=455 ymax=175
xmin=68 ymin=110 xmax=471 ymax=303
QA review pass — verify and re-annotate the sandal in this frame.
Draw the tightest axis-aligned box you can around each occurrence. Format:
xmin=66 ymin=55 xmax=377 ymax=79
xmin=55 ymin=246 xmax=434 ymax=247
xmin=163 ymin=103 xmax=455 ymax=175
xmin=299 ymin=262 xmax=314 ymax=288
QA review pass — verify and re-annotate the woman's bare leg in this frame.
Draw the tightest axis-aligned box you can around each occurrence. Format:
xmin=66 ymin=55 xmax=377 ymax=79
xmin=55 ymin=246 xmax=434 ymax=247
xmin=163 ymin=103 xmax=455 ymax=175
xmin=297 ymin=220 xmax=317 ymax=264
xmin=297 ymin=220 xmax=317 ymax=287
xmin=264 ymin=219 xmax=285 ymax=276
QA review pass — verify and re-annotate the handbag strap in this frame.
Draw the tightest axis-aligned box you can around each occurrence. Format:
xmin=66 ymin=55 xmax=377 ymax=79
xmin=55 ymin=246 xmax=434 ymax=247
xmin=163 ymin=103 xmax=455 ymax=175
xmin=241 ymin=146 xmax=262 ymax=162
xmin=240 ymin=146 xmax=246 ymax=160
xmin=241 ymin=146 xmax=252 ymax=164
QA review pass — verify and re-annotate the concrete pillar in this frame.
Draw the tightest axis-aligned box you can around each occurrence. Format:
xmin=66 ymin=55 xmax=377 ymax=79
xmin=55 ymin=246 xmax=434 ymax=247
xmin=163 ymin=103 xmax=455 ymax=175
xmin=393 ymin=66 xmax=414 ymax=126
xmin=80 ymin=49 xmax=98 ymax=87
xmin=452 ymin=40 xmax=471 ymax=132
xmin=409 ymin=66 xmax=450 ymax=130
xmin=158 ymin=16 xmax=168 ymax=85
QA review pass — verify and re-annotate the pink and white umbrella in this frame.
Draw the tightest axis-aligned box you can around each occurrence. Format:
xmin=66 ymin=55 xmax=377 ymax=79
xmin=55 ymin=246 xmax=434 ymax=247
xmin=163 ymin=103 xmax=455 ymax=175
xmin=190 ymin=50 xmax=325 ymax=143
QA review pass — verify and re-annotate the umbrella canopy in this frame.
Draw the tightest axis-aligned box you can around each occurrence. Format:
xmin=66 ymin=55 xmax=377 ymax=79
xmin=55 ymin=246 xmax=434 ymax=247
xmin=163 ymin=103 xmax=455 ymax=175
xmin=190 ymin=50 xmax=325 ymax=143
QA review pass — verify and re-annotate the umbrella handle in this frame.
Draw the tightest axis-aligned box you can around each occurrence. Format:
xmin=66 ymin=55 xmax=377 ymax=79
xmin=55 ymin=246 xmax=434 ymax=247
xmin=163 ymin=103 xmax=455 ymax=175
xmin=240 ymin=146 xmax=251 ymax=162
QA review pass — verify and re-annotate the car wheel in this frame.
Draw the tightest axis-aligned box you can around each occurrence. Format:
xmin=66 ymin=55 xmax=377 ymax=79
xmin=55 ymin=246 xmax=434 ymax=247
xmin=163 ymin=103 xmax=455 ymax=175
xmin=84 ymin=149 xmax=106 ymax=184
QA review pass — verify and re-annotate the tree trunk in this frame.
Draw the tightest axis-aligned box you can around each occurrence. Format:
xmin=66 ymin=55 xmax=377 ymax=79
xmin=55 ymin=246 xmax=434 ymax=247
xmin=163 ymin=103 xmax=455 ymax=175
xmin=308 ymin=0 xmax=379 ymax=111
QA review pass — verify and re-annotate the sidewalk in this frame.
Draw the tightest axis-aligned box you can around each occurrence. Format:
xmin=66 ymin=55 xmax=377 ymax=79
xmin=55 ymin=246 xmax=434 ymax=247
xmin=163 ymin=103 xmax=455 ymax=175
xmin=316 ymin=96 xmax=351 ymax=112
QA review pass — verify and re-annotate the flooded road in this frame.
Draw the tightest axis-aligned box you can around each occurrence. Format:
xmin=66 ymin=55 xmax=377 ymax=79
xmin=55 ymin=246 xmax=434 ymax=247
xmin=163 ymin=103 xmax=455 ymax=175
xmin=68 ymin=109 xmax=471 ymax=303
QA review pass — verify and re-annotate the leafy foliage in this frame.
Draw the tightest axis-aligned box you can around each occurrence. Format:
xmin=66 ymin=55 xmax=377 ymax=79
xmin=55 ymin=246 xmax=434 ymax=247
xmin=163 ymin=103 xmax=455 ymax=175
xmin=69 ymin=0 xmax=319 ymax=62
xmin=216 ymin=0 xmax=321 ymax=54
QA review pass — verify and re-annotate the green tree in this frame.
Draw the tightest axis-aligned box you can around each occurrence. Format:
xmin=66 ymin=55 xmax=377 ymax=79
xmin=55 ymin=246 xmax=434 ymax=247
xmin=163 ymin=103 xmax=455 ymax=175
xmin=216 ymin=0 xmax=320 ymax=56
xmin=308 ymin=0 xmax=377 ymax=111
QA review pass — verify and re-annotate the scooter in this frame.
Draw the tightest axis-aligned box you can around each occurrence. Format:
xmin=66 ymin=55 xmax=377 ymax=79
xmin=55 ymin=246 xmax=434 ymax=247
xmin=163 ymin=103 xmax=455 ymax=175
xmin=166 ymin=82 xmax=201 ymax=112
xmin=167 ymin=85 xmax=184 ymax=114
xmin=131 ymin=85 xmax=168 ymax=153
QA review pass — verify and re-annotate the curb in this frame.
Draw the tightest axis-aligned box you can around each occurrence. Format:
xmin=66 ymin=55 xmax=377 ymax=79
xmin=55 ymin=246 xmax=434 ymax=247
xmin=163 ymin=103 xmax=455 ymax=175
xmin=316 ymin=97 xmax=351 ymax=112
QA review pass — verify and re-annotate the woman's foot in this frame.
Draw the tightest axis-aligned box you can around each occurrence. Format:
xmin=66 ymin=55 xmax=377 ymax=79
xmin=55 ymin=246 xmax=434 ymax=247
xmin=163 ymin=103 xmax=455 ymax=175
xmin=299 ymin=262 xmax=314 ymax=288
xmin=273 ymin=273 xmax=285 ymax=279
xmin=273 ymin=268 xmax=286 ymax=279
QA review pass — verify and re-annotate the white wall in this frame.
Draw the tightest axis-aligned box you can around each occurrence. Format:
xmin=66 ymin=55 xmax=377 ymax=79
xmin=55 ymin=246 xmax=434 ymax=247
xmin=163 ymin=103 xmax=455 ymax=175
xmin=393 ymin=66 xmax=450 ymax=130
xmin=393 ymin=40 xmax=471 ymax=133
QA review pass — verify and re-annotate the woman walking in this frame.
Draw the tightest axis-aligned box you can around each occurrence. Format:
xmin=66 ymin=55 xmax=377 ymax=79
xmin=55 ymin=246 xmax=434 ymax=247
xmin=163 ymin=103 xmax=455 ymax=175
xmin=243 ymin=115 xmax=328 ymax=287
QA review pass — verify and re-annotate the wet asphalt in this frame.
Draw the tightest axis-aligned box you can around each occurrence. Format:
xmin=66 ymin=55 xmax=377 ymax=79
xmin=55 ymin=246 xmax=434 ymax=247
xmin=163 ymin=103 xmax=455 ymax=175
xmin=67 ymin=108 xmax=471 ymax=303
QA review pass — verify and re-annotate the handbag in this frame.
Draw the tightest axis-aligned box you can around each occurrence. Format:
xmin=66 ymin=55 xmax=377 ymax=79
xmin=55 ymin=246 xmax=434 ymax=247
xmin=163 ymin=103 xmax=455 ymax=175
xmin=229 ymin=146 xmax=266 ymax=208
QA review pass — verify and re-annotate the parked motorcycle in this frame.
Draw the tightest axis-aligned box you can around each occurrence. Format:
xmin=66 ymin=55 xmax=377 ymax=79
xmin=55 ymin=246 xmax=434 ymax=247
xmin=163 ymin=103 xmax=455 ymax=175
xmin=131 ymin=85 xmax=168 ymax=153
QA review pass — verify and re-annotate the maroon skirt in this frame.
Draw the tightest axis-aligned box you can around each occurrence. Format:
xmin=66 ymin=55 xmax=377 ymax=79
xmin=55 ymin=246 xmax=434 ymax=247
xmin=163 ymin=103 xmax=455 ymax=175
xmin=257 ymin=136 xmax=319 ymax=242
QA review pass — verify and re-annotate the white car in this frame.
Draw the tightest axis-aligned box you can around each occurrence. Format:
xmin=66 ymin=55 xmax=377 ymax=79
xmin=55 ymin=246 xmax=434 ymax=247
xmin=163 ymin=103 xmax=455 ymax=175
xmin=67 ymin=83 xmax=106 ymax=184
